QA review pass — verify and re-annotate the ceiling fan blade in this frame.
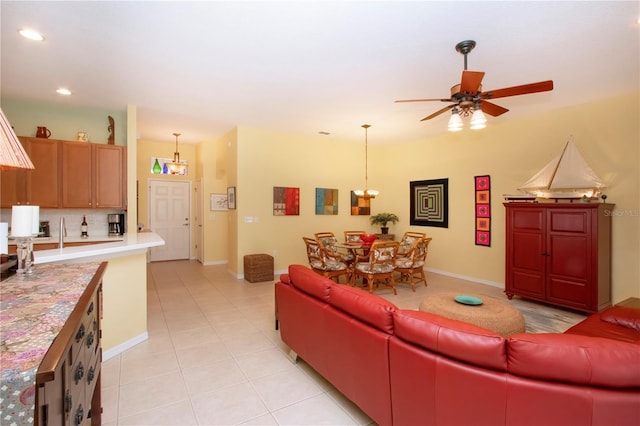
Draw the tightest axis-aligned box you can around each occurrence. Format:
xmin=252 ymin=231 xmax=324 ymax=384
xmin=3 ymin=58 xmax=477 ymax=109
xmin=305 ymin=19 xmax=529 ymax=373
xmin=420 ymin=104 xmax=454 ymax=121
xmin=481 ymin=100 xmax=509 ymax=117
xmin=483 ymin=80 xmax=554 ymax=100
xmin=395 ymin=98 xmax=451 ymax=103
xmin=459 ymin=70 xmax=485 ymax=94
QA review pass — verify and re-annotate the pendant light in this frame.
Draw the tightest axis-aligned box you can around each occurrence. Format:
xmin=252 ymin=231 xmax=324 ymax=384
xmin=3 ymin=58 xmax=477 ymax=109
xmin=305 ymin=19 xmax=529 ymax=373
xmin=166 ymin=132 xmax=186 ymax=174
xmin=353 ymin=124 xmax=379 ymax=200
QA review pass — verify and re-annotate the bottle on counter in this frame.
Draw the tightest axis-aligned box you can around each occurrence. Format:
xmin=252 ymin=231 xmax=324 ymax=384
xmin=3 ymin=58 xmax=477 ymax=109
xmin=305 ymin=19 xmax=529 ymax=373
xmin=81 ymin=216 xmax=88 ymax=238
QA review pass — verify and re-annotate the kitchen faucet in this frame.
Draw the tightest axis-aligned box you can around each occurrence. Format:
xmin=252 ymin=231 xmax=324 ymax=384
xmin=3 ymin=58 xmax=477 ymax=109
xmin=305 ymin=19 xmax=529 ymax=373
xmin=59 ymin=217 xmax=67 ymax=248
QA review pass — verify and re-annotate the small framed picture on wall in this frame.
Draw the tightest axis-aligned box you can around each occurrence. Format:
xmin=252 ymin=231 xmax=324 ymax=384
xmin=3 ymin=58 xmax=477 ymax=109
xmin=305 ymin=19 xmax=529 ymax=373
xmin=227 ymin=186 xmax=236 ymax=209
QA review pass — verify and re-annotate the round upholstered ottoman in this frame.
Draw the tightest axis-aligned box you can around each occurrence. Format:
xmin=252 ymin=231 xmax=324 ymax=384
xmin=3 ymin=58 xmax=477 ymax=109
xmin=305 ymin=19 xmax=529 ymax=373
xmin=419 ymin=292 xmax=525 ymax=337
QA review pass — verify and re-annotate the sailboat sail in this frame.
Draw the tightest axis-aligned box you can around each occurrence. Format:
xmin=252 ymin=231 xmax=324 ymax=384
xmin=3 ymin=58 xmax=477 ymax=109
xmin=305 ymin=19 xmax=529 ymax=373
xmin=518 ymin=139 xmax=605 ymax=198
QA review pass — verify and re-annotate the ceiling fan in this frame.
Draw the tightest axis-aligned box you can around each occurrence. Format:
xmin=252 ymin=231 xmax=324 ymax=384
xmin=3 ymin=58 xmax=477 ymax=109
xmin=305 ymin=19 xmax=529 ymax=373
xmin=395 ymin=40 xmax=554 ymax=127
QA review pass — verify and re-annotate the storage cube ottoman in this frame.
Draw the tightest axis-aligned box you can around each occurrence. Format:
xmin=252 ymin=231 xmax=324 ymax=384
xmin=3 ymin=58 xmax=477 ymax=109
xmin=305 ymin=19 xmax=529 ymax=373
xmin=244 ymin=254 xmax=274 ymax=283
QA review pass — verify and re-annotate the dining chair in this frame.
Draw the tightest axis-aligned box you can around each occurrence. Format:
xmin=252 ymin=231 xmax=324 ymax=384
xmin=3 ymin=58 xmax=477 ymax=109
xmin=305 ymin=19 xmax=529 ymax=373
xmin=315 ymin=231 xmax=355 ymax=266
xmin=303 ymin=236 xmax=350 ymax=283
xmin=352 ymin=240 xmax=400 ymax=294
xmin=395 ymin=237 xmax=432 ymax=291
xmin=343 ymin=230 xmax=366 ymax=242
xmin=397 ymin=231 xmax=427 ymax=259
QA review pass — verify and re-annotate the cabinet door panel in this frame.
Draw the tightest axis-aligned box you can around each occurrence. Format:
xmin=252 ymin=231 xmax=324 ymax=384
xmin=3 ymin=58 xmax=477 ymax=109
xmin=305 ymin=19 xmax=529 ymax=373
xmin=549 ymin=235 xmax=590 ymax=280
xmin=0 ymin=168 xmax=24 ymax=207
xmin=93 ymin=145 xmax=123 ymax=208
xmin=549 ymin=210 xmax=588 ymax=233
xmin=27 ymin=138 xmax=60 ymax=207
xmin=62 ymin=142 xmax=92 ymax=207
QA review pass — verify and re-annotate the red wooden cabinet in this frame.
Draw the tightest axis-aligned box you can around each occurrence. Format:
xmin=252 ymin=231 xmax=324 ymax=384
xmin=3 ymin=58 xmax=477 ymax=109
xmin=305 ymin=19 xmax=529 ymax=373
xmin=504 ymin=202 xmax=613 ymax=313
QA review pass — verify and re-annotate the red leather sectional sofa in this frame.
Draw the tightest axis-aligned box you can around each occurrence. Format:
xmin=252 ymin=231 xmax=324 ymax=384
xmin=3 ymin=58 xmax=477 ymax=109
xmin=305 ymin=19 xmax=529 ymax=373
xmin=275 ymin=264 xmax=640 ymax=426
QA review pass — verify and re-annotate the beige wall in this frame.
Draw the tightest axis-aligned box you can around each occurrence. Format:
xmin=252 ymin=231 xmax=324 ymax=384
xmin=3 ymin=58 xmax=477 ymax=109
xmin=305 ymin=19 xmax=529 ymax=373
xmin=232 ymin=93 xmax=639 ymax=302
xmin=4 ymin=93 xmax=638 ymax=304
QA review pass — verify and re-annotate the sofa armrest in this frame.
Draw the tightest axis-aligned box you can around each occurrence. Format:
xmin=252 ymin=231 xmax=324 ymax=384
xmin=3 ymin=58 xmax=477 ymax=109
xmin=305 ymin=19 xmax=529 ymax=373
xmin=600 ymin=306 xmax=640 ymax=332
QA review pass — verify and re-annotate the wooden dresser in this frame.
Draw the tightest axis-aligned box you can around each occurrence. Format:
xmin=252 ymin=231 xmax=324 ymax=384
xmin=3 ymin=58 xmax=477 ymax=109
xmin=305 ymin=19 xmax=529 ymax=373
xmin=0 ymin=262 xmax=107 ymax=425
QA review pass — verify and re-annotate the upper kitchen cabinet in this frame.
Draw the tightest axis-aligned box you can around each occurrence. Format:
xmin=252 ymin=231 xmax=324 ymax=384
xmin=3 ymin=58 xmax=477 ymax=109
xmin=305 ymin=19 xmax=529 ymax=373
xmin=0 ymin=137 xmax=61 ymax=208
xmin=62 ymin=141 xmax=126 ymax=209
xmin=93 ymin=143 xmax=126 ymax=209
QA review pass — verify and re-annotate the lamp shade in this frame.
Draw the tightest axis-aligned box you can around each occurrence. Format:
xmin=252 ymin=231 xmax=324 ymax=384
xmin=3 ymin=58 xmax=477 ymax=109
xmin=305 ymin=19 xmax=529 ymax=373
xmin=0 ymin=108 xmax=34 ymax=170
xmin=470 ymin=109 xmax=487 ymax=129
xmin=448 ymin=113 xmax=463 ymax=131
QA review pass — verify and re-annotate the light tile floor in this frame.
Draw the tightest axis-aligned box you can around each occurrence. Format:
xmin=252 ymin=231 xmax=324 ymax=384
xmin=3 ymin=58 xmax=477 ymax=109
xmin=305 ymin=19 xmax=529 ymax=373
xmin=101 ymin=260 xmax=586 ymax=425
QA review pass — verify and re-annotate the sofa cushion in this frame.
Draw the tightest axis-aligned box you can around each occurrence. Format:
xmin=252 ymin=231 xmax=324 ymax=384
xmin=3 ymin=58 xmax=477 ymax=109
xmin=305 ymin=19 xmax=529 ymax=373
xmin=288 ymin=264 xmax=333 ymax=302
xmin=393 ymin=310 xmax=507 ymax=371
xmin=328 ymin=284 xmax=397 ymax=334
xmin=600 ymin=306 xmax=640 ymax=332
xmin=507 ymin=333 xmax=640 ymax=388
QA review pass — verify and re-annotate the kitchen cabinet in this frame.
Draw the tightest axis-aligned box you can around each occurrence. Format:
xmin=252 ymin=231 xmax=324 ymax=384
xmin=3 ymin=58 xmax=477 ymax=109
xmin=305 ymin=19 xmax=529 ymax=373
xmin=2 ymin=138 xmax=125 ymax=209
xmin=35 ymin=263 xmax=105 ymax=426
xmin=504 ymin=202 xmax=613 ymax=313
xmin=93 ymin=144 xmax=126 ymax=209
xmin=0 ymin=262 xmax=106 ymax=425
xmin=61 ymin=140 xmax=92 ymax=208
xmin=61 ymin=141 xmax=126 ymax=209
xmin=0 ymin=137 xmax=61 ymax=208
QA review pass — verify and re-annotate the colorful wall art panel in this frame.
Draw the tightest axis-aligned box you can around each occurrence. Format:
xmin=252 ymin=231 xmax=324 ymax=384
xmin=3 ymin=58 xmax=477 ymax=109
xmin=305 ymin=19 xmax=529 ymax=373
xmin=350 ymin=190 xmax=371 ymax=216
xmin=410 ymin=178 xmax=449 ymax=227
xmin=475 ymin=175 xmax=491 ymax=246
xmin=273 ymin=186 xmax=300 ymax=216
xmin=315 ymin=188 xmax=338 ymax=215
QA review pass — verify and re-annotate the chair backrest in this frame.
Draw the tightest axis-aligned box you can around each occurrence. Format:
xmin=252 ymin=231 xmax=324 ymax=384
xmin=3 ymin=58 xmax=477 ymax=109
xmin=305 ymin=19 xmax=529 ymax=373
xmin=412 ymin=237 xmax=432 ymax=262
xmin=315 ymin=232 xmax=339 ymax=253
xmin=303 ymin=236 xmax=323 ymax=264
xmin=368 ymin=241 xmax=400 ymax=268
xmin=344 ymin=230 xmax=365 ymax=242
xmin=399 ymin=231 xmax=427 ymax=253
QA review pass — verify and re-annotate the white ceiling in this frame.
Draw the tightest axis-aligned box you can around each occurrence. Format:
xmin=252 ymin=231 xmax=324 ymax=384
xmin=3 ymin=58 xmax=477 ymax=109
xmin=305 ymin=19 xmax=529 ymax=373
xmin=1 ymin=1 xmax=638 ymax=145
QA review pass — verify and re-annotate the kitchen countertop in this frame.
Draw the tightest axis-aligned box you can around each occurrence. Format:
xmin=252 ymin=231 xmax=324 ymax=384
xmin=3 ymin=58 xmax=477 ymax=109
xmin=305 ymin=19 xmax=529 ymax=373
xmin=20 ymin=235 xmax=125 ymax=244
xmin=34 ymin=232 xmax=164 ymax=264
xmin=0 ymin=262 xmax=105 ymax=424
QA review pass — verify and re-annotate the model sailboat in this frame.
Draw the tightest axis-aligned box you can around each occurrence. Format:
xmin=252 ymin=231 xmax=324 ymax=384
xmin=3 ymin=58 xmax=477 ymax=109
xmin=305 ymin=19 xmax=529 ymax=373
xmin=510 ymin=138 xmax=606 ymax=200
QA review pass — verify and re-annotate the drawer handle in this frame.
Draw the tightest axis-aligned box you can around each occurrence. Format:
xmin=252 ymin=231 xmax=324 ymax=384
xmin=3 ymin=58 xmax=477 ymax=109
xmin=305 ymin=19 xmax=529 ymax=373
xmin=74 ymin=362 xmax=84 ymax=385
xmin=75 ymin=323 xmax=85 ymax=343
xmin=87 ymin=301 xmax=94 ymax=315
xmin=87 ymin=366 xmax=95 ymax=384
xmin=92 ymin=318 xmax=98 ymax=332
xmin=86 ymin=331 xmax=94 ymax=348
xmin=65 ymin=390 xmax=72 ymax=413
xmin=74 ymin=404 xmax=84 ymax=426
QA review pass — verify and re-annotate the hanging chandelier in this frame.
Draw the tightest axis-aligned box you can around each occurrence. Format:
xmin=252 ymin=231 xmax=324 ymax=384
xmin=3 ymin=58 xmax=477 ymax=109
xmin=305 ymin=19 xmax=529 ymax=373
xmin=166 ymin=132 xmax=186 ymax=174
xmin=353 ymin=124 xmax=379 ymax=200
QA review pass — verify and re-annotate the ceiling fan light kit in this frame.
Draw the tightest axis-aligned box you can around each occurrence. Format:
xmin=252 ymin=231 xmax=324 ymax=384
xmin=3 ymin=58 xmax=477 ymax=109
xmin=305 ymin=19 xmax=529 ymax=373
xmin=396 ymin=40 xmax=553 ymax=132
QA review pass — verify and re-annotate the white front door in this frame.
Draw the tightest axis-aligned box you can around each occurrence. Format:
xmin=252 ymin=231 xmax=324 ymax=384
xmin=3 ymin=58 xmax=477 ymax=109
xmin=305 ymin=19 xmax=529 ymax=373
xmin=149 ymin=180 xmax=191 ymax=261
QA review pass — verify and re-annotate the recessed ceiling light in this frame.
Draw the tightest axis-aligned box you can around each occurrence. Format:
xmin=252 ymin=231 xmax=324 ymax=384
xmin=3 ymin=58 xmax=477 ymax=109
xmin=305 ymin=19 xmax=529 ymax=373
xmin=56 ymin=88 xmax=72 ymax=96
xmin=18 ymin=29 xmax=44 ymax=41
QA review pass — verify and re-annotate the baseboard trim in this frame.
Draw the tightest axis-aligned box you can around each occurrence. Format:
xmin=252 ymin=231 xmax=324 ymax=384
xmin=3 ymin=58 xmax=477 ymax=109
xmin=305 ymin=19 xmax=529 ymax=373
xmin=203 ymin=260 xmax=228 ymax=266
xmin=102 ymin=332 xmax=149 ymax=361
xmin=424 ymin=267 xmax=503 ymax=289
